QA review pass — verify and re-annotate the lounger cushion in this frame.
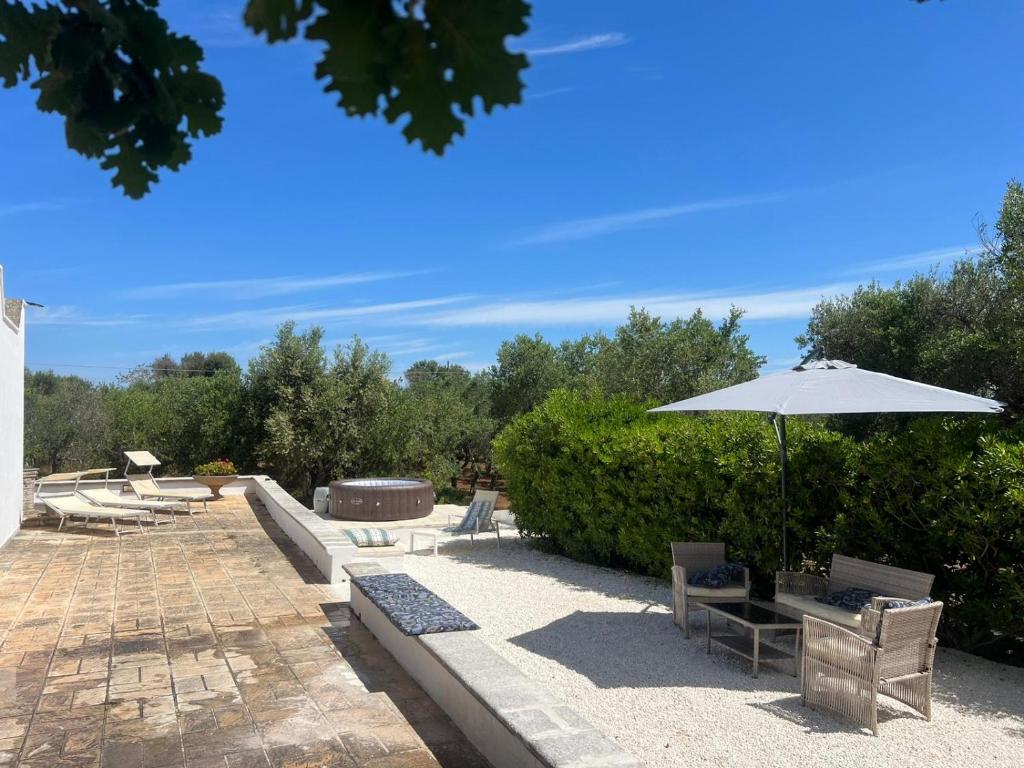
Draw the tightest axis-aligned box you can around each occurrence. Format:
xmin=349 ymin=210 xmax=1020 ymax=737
xmin=353 ymin=573 xmax=478 ymax=636
xmin=345 ymin=528 xmax=399 ymax=547
xmin=451 ymin=500 xmax=494 ymax=534
xmin=775 ymin=592 xmax=862 ymax=628
xmin=686 ymin=585 xmax=747 ymax=599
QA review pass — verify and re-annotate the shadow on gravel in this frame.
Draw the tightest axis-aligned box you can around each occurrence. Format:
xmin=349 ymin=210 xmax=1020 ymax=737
xmin=748 ymin=696 xmax=922 ymax=735
xmin=439 ymin=536 xmax=671 ymax=606
xmin=507 ymin=609 xmax=801 ymax=692
xmin=442 ymin=535 xmax=1024 ymax=726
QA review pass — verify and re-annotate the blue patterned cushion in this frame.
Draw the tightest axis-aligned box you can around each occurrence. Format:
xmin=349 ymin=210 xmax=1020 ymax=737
xmin=353 ymin=573 xmax=479 ymax=636
xmin=687 ymin=562 xmax=745 ymax=588
xmin=816 ymin=587 xmax=878 ymax=612
xmin=452 ymin=500 xmax=494 ymax=534
xmin=345 ymin=528 xmax=398 ymax=547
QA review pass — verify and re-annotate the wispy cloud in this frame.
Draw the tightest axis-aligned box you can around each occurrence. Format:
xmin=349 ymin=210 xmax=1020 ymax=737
xmin=0 ymin=201 xmax=65 ymax=218
xmin=28 ymin=305 xmax=147 ymax=327
xmin=508 ymin=193 xmax=784 ymax=247
xmin=845 ymin=245 xmax=982 ymax=276
xmin=133 ymin=270 xmax=426 ymax=300
xmin=178 ymin=296 xmax=467 ymax=331
xmin=525 ymin=32 xmax=630 ymax=57
xmin=410 ymin=283 xmax=856 ymax=328
xmin=184 ymin=9 xmax=260 ymax=49
xmin=528 ymin=87 xmax=574 ymax=100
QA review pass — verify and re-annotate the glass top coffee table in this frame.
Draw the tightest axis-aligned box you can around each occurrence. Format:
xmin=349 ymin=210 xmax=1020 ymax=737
xmin=697 ymin=601 xmax=802 ymax=678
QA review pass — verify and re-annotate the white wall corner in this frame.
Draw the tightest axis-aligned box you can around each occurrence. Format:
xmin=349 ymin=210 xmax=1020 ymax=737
xmin=0 ymin=263 xmax=26 ymax=547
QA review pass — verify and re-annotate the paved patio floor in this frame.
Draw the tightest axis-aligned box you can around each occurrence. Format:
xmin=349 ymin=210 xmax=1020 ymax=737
xmin=0 ymin=495 xmax=488 ymax=768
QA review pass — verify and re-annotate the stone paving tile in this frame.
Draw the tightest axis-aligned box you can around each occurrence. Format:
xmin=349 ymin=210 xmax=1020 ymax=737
xmin=1 ymin=497 xmax=486 ymax=767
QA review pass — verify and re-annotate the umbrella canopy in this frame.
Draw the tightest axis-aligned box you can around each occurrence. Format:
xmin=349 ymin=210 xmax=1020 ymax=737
xmin=650 ymin=359 xmax=1004 ymax=416
xmin=649 ymin=359 xmax=1004 ymax=568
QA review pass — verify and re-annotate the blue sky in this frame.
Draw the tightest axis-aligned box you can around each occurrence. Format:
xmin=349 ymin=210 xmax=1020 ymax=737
xmin=2 ymin=0 xmax=1022 ymax=381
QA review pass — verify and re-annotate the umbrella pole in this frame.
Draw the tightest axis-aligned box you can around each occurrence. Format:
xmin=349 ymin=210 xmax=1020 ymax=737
xmin=771 ymin=414 xmax=789 ymax=570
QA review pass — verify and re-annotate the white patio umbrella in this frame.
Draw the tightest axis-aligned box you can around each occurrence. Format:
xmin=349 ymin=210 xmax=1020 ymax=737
xmin=649 ymin=360 xmax=1004 ymax=568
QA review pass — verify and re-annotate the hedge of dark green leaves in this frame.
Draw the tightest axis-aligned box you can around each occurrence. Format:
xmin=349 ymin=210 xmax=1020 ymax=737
xmin=493 ymin=390 xmax=1024 ymax=664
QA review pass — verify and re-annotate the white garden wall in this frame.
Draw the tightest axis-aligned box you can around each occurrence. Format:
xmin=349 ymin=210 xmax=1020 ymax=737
xmin=0 ymin=264 xmax=26 ymax=547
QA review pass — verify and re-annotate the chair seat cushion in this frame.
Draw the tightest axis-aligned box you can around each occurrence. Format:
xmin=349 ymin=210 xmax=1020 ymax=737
xmin=805 ymin=636 xmax=873 ymax=663
xmin=687 ymin=562 xmax=746 ymax=588
xmin=686 ymin=585 xmax=747 ymax=599
xmin=775 ymin=592 xmax=862 ymax=629
xmin=345 ymin=528 xmax=399 ymax=547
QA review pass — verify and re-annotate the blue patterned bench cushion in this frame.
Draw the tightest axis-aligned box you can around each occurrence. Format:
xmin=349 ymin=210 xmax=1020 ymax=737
xmin=353 ymin=573 xmax=479 ymax=636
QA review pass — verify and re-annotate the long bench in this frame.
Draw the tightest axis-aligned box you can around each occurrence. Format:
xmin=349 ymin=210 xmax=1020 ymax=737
xmin=345 ymin=562 xmax=640 ymax=768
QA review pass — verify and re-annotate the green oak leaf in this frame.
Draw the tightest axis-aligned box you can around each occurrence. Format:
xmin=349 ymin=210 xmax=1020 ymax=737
xmin=382 ymin=20 xmax=464 ymax=154
xmin=307 ymin=0 xmax=395 ymax=117
xmin=244 ymin=0 xmax=315 ymax=43
xmin=0 ymin=1 xmax=60 ymax=87
xmin=101 ymin=140 xmax=160 ymax=199
xmin=426 ymin=0 xmax=529 ymax=116
xmin=0 ymin=0 xmax=224 ymax=199
xmin=309 ymin=0 xmax=529 ymax=154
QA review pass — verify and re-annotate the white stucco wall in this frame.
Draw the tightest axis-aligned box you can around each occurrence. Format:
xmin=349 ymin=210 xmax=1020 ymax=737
xmin=0 ymin=265 xmax=26 ymax=547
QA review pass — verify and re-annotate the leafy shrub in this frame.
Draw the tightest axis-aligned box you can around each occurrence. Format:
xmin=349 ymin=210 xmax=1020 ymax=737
xmin=194 ymin=459 xmax=237 ymax=476
xmin=494 ymin=390 xmax=1024 ymax=663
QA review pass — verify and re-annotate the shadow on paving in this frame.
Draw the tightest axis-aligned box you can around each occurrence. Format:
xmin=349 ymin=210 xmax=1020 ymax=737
xmin=319 ymin=601 xmax=490 ymax=768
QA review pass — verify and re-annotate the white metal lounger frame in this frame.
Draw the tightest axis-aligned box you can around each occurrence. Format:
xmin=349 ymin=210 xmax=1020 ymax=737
xmin=35 ymin=472 xmax=149 ymax=537
xmin=37 ymin=467 xmax=183 ymax=526
xmin=79 ymin=486 xmax=184 ymax=526
xmin=49 ymin=498 xmax=146 ymax=536
xmin=124 ymin=451 xmax=211 ymax=515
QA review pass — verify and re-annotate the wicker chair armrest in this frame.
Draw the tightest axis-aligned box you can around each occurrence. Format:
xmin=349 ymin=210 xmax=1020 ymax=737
xmin=776 ymin=571 xmax=827 ymax=596
xmin=671 ymin=565 xmax=687 ymax=588
xmin=869 ymin=595 xmax=903 ymax=611
xmin=860 ymin=607 xmax=882 ymax=638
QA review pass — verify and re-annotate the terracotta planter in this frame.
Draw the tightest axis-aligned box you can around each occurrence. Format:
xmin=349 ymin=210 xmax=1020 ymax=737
xmin=193 ymin=474 xmax=238 ymax=500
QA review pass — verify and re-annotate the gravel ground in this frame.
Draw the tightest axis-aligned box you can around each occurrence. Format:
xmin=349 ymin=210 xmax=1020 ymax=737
xmin=398 ymin=533 xmax=1024 ymax=768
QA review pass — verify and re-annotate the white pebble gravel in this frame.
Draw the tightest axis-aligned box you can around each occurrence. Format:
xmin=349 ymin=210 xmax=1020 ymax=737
xmin=398 ymin=533 xmax=1024 ymax=768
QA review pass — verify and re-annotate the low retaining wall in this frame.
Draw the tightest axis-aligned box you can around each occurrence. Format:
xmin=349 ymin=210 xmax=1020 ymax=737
xmin=250 ymin=476 xmax=356 ymax=585
xmin=346 ymin=562 xmax=640 ymax=768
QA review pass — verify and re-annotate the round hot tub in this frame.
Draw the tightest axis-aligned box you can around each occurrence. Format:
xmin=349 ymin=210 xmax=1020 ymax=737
xmin=328 ymin=478 xmax=434 ymax=522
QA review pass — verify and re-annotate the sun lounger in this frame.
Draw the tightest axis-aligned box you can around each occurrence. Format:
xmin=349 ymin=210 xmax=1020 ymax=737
xmin=444 ymin=490 xmax=502 ymax=548
xmin=123 ymin=451 xmax=213 ymax=515
xmin=125 ymin=475 xmax=212 ymax=515
xmin=78 ymin=487 xmax=184 ymax=525
xmin=35 ymin=467 xmax=118 ymax=496
xmin=40 ymin=494 xmax=148 ymax=536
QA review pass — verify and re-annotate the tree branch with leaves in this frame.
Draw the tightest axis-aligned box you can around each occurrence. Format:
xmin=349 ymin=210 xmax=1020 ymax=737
xmin=0 ymin=0 xmax=531 ymax=197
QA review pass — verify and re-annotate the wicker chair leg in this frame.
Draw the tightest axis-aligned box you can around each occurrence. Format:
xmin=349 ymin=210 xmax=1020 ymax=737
xmin=924 ymin=675 xmax=932 ymax=720
xmin=671 ymin=566 xmax=690 ymax=637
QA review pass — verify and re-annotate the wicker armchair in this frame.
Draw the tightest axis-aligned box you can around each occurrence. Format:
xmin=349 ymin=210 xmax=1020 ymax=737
xmin=802 ymin=598 xmax=943 ymax=735
xmin=670 ymin=542 xmax=750 ymax=638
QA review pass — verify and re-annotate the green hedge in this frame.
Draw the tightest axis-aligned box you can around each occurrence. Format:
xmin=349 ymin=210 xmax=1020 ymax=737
xmin=493 ymin=390 xmax=1024 ymax=664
